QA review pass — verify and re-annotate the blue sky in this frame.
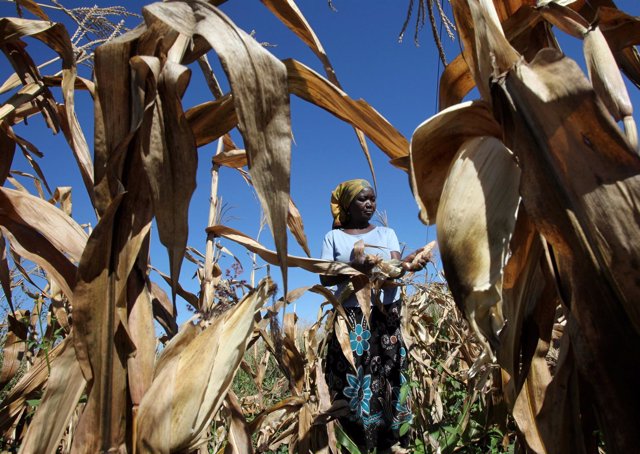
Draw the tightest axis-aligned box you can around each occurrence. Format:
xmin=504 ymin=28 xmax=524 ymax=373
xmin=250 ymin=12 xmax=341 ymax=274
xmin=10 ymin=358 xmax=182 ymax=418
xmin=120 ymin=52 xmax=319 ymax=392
xmin=1 ymin=0 xmax=639 ymax=324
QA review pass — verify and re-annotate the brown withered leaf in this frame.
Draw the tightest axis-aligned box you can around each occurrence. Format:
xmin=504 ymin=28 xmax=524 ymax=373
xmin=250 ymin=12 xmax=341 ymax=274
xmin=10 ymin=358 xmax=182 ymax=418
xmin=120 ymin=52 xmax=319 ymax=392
xmin=436 ymin=136 xmax=520 ymax=351
xmin=498 ymin=208 xmax=566 ymax=453
xmin=130 ymin=51 xmax=198 ymax=300
xmin=593 ymin=6 xmax=640 ymax=88
xmin=439 ymin=54 xmax=475 ymax=110
xmin=0 ymin=128 xmax=15 ymax=186
xmin=49 ymin=186 xmax=72 ymax=216
xmin=150 ymin=281 xmax=178 ymax=338
xmin=186 ymin=94 xmax=238 ymax=148
xmin=224 ymin=391 xmax=254 ymax=454
xmin=16 ymin=0 xmax=49 ymax=21
xmin=450 ymin=0 xmax=488 ymax=101
xmin=284 ymin=59 xmax=409 ymax=168
xmin=127 ymin=266 xmax=156 ymax=409
xmin=71 ymin=179 xmax=153 ymax=454
xmin=288 ymin=198 xmax=311 ymax=257
xmin=498 ymin=208 xmax=546 ymax=408
xmin=0 ymin=17 xmax=94 ymax=201
xmin=0 ymin=187 xmax=86 ymax=263
xmin=212 ymin=147 xmax=247 ymax=169
xmin=208 ymin=225 xmax=363 ymax=278
xmin=248 ymin=395 xmax=306 ymax=435
xmin=136 ymin=278 xmax=275 ymax=452
xmin=145 ymin=0 xmax=292 ymax=294
xmin=0 ymin=336 xmax=69 ymax=433
xmin=19 ymin=334 xmax=86 ymax=454
xmin=492 ymin=46 xmax=640 ymax=452
xmin=0 ymin=219 xmax=76 ymax=299
xmin=0 ymin=312 xmax=28 ymax=388
xmin=409 ymin=100 xmax=501 ymax=225
xmin=260 ymin=0 xmax=377 ymax=185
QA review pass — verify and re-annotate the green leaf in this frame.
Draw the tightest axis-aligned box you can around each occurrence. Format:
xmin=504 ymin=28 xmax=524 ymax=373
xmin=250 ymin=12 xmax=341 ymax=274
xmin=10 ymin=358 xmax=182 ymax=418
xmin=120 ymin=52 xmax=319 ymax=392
xmin=399 ymin=381 xmax=411 ymax=405
xmin=399 ymin=421 xmax=411 ymax=437
xmin=335 ymin=423 xmax=362 ymax=454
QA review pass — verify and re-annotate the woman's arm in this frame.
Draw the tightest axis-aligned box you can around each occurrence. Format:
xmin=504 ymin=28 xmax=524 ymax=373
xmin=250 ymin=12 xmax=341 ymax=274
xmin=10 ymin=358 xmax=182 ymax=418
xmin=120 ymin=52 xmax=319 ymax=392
xmin=320 ymin=254 xmax=376 ymax=286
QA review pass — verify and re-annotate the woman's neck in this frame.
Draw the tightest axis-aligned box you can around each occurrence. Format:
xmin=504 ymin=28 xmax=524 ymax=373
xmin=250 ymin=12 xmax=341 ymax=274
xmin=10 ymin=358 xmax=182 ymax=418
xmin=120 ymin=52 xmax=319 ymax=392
xmin=341 ymin=222 xmax=375 ymax=234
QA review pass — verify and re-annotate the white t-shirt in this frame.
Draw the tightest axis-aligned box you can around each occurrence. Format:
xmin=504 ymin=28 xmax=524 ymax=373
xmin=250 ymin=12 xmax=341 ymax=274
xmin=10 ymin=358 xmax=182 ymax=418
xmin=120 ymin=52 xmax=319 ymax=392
xmin=320 ymin=226 xmax=401 ymax=307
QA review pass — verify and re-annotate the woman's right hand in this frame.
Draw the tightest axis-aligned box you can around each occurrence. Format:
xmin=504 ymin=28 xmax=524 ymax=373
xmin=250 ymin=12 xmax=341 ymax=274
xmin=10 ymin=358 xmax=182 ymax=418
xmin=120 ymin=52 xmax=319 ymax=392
xmin=351 ymin=254 xmax=376 ymax=274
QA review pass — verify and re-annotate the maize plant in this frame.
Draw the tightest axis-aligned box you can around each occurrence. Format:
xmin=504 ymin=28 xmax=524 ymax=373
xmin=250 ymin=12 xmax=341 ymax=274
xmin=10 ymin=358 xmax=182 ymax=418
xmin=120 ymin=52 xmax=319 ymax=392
xmin=408 ymin=0 xmax=640 ymax=453
xmin=0 ymin=0 xmax=638 ymax=453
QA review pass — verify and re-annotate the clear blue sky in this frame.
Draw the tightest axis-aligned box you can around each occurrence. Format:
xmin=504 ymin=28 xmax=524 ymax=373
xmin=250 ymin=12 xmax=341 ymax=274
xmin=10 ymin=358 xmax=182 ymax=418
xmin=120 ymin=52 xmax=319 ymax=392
xmin=1 ymin=0 xmax=639 ymax=325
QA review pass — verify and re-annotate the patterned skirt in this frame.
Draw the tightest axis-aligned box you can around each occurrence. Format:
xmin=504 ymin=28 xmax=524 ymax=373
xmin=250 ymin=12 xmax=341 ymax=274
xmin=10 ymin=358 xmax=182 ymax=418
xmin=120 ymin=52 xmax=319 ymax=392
xmin=324 ymin=301 xmax=412 ymax=452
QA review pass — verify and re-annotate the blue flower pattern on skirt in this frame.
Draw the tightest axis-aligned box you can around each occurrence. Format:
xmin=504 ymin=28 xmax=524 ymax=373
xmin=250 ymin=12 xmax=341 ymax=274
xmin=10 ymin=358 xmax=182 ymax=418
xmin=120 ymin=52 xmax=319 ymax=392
xmin=350 ymin=324 xmax=371 ymax=356
xmin=343 ymin=366 xmax=372 ymax=418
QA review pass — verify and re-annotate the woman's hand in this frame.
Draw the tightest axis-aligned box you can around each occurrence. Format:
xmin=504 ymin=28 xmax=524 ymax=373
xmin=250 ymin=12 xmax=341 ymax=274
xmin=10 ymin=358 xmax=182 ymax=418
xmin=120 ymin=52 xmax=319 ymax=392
xmin=400 ymin=247 xmax=430 ymax=273
xmin=351 ymin=254 xmax=376 ymax=274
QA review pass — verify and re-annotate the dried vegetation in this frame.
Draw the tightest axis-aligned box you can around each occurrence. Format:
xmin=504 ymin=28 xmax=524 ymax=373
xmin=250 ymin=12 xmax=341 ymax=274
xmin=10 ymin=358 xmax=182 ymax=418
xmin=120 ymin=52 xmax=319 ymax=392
xmin=0 ymin=0 xmax=639 ymax=453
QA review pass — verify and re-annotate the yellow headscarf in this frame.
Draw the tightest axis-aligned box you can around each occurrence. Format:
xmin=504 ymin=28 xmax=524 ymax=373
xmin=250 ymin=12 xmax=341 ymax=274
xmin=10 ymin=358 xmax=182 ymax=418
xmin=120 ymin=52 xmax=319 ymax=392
xmin=330 ymin=179 xmax=373 ymax=228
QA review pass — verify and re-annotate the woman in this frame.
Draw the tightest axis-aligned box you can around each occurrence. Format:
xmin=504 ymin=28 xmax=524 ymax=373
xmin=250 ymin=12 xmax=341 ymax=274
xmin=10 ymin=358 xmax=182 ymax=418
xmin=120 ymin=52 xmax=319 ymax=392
xmin=320 ymin=179 xmax=426 ymax=453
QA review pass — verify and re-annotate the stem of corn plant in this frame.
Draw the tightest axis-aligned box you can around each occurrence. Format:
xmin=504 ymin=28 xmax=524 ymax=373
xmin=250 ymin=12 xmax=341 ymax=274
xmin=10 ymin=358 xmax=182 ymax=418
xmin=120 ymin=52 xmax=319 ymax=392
xmin=201 ymin=138 xmax=223 ymax=311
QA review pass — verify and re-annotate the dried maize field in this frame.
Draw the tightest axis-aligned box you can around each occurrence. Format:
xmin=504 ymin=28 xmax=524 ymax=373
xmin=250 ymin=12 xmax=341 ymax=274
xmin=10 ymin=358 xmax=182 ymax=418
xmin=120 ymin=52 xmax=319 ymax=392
xmin=0 ymin=0 xmax=639 ymax=453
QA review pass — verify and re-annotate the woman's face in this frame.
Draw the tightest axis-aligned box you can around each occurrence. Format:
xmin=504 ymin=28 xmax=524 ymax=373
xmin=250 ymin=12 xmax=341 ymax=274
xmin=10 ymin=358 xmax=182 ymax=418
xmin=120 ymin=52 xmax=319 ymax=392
xmin=348 ymin=187 xmax=376 ymax=224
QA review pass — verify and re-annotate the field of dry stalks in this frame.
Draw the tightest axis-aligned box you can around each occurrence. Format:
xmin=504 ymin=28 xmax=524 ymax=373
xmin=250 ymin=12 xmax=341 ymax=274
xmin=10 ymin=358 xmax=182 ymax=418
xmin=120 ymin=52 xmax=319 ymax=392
xmin=0 ymin=0 xmax=639 ymax=453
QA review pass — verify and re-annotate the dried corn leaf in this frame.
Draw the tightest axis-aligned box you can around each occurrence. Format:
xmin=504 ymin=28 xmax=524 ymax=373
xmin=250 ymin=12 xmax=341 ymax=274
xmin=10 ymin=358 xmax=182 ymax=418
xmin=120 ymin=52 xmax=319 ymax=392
xmin=0 ymin=337 xmax=69 ymax=432
xmin=16 ymin=0 xmax=49 ymax=21
xmin=288 ymin=198 xmax=311 ymax=257
xmin=437 ymin=136 xmax=520 ymax=350
xmin=409 ymin=100 xmax=501 ymax=224
xmin=0 ymin=312 xmax=28 ymax=388
xmin=593 ymin=5 xmax=640 ymax=88
xmin=0 ymin=129 xmax=15 ymax=185
xmin=498 ymin=209 xmax=567 ymax=453
xmin=0 ymin=17 xmax=93 ymax=201
xmin=492 ymin=46 xmax=640 ymax=452
xmin=130 ymin=51 xmax=197 ymax=298
xmin=498 ymin=209 xmax=546 ymax=408
xmin=19 ymin=334 xmax=86 ymax=454
xmin=150 ymin=281 xmax=178 ymax=338
xmin=0 ymin=219 xmax=76 ymax=299
xmin=284 ymin=59 xmax=409 ymax=166
xmin=450 ymin=0 xmax=488 ymax=101
xmin=136 ymin=278 xmax=274 ymax=452
xmin=468 ymin=0 xmax=520 ymax=85
xmin=127 ymin=268 xmax=156 ymax=408
xmin=208 ymin=225 xmax=363 ymax=277
xmin=212 ymin=147 xmax=247 ymax=168
xmin=70 ymin=192 xmax=138 ymax=453
xmin=0 ymin=187 xmax=87 ymax=262
xmin=248 ymin=396 xmax=306 ymax=435
xmin=149 ymin=0 xmax=293 ymax=294
xmin=260 ymin=0 xmax=377 ymax=184
xmin=439 ymin=54 xmax=475 ymax=110
xmin=224 ymin=390 xmax=253 ymax=454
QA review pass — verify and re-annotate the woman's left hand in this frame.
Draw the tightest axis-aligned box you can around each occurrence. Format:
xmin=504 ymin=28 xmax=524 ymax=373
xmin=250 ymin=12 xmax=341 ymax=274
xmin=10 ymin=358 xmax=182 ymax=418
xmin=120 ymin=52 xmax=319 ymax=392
xmin=400 ymin=245 xmax=432 ymax=273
